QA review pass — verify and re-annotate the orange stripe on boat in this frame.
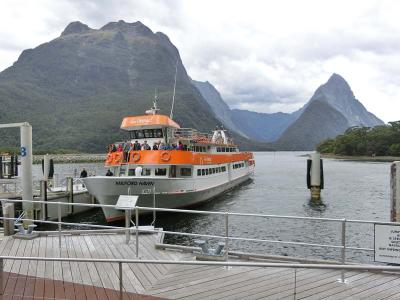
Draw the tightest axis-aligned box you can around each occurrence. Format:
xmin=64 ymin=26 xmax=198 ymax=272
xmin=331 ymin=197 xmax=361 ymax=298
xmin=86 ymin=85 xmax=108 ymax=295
xmin=105 ymin=150 xmax=253 ymax=166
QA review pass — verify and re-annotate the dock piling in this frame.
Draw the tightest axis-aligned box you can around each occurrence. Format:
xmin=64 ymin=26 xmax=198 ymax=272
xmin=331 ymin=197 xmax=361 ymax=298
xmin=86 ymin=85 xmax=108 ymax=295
xmin=390 ymin=161 xmax=400 ymax=222
xmin=307 ymin=152 xmax=324 ymax=201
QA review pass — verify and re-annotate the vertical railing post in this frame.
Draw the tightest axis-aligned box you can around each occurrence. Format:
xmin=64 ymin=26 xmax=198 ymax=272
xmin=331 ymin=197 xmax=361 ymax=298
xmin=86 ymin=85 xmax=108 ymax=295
xmin=119 ymin=262 xmax=123 ymax=300
xmin=136 ymin=207 xmax=139 ymax=258
xmin=58 ymin=201 xmax=62 ymax=249
xmin=152 ymin=186 xmax=156 ymax=226
xmin=0 ymin=258 xmax=3 ymax=295
xmin=339 ymin=218 xmax=347 ymax=283
xmin=293 ymin=268 xmax=297 ymax=300
xmin=225 ymin=212 xmax=229 ymax=261
xmin=125 ymin=209 xmax=130 ymax=244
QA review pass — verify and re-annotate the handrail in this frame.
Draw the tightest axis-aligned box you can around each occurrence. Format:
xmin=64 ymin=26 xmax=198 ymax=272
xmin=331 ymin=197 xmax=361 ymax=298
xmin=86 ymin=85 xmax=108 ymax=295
xmin=0 ymin=198 xmax=390 ymax=265
xmin=2 ymin=198 xmax=400 ymax=225
xmin=0 ymin=256 xmax=398 ymax=271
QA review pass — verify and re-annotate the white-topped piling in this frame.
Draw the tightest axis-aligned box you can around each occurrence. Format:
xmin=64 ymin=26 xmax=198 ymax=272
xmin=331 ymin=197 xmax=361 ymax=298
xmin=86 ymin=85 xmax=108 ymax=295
xmin=390 ymin=161 xmax=400 ymax=222
xmin=20 ymin=123 xmax=34 ymax=224
xmin=307 ymin=152 xmax=324 ymax=201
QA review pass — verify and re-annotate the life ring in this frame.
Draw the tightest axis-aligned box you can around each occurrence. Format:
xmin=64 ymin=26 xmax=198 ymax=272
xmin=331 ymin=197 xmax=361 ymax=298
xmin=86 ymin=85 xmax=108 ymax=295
xmin=113 ymin=152 xmax=122 ymax=164
xmin=106 ymin=153 xmax=113 ymax=164
xmin=161 ymin=151 xmax=171 ymax=162
xmin=131 ymin=151 xmax=141 ymax=162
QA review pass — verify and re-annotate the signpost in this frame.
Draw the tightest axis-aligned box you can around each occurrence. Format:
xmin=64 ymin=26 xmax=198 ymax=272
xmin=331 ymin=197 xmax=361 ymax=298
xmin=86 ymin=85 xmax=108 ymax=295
xmin=374 ymin=223 xmax=400 ymax=264
xmin=116 ymin=195 xmax=138 ymax=246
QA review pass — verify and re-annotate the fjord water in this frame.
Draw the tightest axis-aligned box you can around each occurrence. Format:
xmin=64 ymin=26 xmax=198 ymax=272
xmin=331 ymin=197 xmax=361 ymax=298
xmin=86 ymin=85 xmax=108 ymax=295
xmin=34 ymin=152 xmax=390 ymax=263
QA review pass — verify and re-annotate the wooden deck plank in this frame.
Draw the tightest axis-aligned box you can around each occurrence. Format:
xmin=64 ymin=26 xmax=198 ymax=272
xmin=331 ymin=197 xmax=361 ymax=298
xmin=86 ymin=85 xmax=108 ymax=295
xmin=302 ymin=271 xmax=379 ymax=300
xmin=83 ymin=235 xmax=119 ymax=292
xmin=44 ymin=236 xmax=55 ymax=299
xmin=321 ymin=273 xmax=400 ymax=300
xmin=89 ymin=234 xmax=125 ymax=299
xmin=65 ymin=234 xmax=87 ymax=300
xmin=33 ymin=235 xmax=46 ymax=299
xmin=106 ymin=234 xmax=148 ymax=292
xmin=362 ymin=276 xmax=400 ymax=300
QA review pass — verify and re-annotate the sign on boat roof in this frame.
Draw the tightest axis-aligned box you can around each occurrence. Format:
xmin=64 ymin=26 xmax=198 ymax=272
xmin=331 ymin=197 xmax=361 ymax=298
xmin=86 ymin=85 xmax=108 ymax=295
xmin=120 ymin=114 xmax=180 ymax=130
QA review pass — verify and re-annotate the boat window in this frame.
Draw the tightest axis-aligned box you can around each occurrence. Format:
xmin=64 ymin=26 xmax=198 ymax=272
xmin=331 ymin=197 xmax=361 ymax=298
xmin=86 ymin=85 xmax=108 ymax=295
xmin=155 ymin=129 xmax=163 ymax=138
xmin=155 ymin=168 xmax=167 ymax=176
xmin=197 ymin=169 xmax=201 ymax=176
xmin=170 ymin=165 xmax=177 ymax=178
xmin=205 ymin=169 xmax=209 ymax=175
xmin=128 ymin=169 xmax=135 ymax=176
xmin=136 ymin=130 xmax=144 ymax=139
xmin=217 ymin=147 xmax=221 ymax=152
xmin=144 ymin=129 xmax=154 ymax=138
xmin=202 ymin=169 xmax=206 ymax=176
xmin=142 ymin=168 xmax=151 ymax=176
xmin=222 ymin=166 xmax=226 ymax=172
xmin=180 ymin=168 xmax=192 ymax=177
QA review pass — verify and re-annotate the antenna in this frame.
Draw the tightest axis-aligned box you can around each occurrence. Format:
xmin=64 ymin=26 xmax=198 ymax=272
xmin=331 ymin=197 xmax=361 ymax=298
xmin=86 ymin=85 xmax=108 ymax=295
xmin=170 ymin=61 xmax=178 ymax=119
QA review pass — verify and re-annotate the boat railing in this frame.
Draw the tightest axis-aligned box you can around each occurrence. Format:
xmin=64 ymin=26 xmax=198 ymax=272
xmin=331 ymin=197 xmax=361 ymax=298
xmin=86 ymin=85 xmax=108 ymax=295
xmin=0 ymin=197 xmax=397 ymax=274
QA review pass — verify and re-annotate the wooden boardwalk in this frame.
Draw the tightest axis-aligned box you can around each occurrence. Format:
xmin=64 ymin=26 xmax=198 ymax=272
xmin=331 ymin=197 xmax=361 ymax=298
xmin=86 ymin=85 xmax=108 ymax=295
xmin=0 ymin=232 xmax=399 ymax=299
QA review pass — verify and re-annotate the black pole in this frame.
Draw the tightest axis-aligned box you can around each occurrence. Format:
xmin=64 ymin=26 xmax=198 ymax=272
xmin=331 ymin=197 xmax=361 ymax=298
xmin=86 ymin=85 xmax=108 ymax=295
xmin=0 ymin=156 xmax=3 ymax=179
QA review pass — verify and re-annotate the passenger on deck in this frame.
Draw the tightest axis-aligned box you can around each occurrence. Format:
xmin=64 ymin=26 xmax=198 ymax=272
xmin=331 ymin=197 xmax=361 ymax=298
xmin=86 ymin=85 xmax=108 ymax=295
xmin=171 ymin=143 xmax=177 ymax=150
xmin=152 ymin=142 xmax=159 ymax=150
xmin=159 ymin=142 xmax=166 ymax=150
xmin=183 ymin=144 xmax=188 ymax=151
xmin=117 ymin=144 xmax=123 ymax=152
xmin=177 ymin=141 xmax=183 ymax=150
xmin=80 ymin=168 xmax=88 ymax=178
xmin=133 ymin=140 xmax=141 ymax=150
xmin=111 ymin=144 xmax=117 ymax=152
xmin=105 ymin=169 xmax=113 ymax=176
xmin=142 ymin=140 xmax=151 ymax=150
xmin=123 ymin=142 xmax=131 ymax=162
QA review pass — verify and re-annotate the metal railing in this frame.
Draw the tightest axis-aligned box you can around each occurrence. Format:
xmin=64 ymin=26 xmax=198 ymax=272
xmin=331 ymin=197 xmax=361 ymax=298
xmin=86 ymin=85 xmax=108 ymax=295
xmin=0 ymin=198 xmax=398 ymax=268
xmin=0 ymin=256 xmax=399 ymax=298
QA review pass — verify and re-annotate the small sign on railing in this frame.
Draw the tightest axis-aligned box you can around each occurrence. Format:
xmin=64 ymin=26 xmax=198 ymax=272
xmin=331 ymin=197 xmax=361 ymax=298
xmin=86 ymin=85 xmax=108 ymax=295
xmin=374 ymin=223 xmax=400 ymax=264
xmin=116 ymin=195 xmax=138 ymax=210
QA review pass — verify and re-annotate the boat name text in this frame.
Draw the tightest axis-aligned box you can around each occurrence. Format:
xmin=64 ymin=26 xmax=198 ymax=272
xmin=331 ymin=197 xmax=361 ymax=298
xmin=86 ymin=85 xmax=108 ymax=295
xmin=116 ymin=181 xmax=154 ymax=186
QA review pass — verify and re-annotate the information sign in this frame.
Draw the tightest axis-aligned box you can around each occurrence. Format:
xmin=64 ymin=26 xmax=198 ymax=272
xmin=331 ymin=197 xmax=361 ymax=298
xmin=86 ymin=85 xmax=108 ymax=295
xmin=116 ymin=195 xmax=138 ymax=210
xmin=374 ymin=223 xmax=400 ymax=264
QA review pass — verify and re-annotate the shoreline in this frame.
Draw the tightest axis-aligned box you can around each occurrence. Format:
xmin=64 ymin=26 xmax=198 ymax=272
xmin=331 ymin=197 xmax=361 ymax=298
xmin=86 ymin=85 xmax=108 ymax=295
xmin=33 ymin=153 xmax=105 ymax=164
xmin=321 ymin=153 xmax=400 ymax=162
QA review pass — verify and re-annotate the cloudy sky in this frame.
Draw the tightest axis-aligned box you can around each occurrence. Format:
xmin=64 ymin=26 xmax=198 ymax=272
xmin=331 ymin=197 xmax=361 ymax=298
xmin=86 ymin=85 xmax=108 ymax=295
xmin=0 ymin=0 xmax=399 ymax=122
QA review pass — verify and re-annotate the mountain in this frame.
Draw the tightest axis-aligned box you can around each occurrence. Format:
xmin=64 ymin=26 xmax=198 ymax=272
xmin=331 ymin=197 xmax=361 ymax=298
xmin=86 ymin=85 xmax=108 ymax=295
xmin=230 ymin=109 xmax=296 ymax=142
xmin=191 ymin=80 xmax=247 ymax=137
xmin=299 ymin=73 xmax=383 ymax=127
xmin=271 ymin=100 xmax=350 ymax=150
xmin=195 ymin=74 xmax=384 ymax=150
xmin=0 ymin=20 xmax=254 ymax=152
xmin=271 ymin=74 xmax=384 ymax=150
xmin=193 ymin=80 xmax=295 ymax=141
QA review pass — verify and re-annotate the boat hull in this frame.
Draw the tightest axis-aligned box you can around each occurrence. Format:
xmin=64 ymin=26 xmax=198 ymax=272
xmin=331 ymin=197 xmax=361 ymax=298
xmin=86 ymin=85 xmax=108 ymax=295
xmin=83 ymin=172 xmax=252 ymax=222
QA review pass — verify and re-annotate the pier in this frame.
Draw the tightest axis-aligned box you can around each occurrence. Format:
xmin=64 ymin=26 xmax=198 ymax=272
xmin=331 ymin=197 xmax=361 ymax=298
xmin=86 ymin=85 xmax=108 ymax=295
xmin=0 ymin=200 xmax=400 ymax=299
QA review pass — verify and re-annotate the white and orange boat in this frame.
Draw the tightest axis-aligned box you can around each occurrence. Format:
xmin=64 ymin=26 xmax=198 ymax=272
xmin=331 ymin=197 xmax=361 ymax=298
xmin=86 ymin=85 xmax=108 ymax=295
xmin=83 ymin=99 xmax=255 ymax=222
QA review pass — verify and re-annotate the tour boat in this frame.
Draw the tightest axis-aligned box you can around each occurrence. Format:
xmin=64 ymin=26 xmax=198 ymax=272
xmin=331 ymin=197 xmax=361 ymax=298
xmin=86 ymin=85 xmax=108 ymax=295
xmin=83 ymin=100 xmax=255 ymax=222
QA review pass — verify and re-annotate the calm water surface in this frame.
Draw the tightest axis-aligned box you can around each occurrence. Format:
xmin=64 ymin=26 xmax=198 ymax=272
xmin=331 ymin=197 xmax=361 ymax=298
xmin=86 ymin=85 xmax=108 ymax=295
xmin=33 ymin=152 xmax=391 ymax=263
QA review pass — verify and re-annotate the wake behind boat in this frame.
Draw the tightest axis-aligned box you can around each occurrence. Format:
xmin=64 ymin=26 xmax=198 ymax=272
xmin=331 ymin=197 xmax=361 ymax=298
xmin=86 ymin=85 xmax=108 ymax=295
xmin=83 ymin=98 xmax=255 ymax=222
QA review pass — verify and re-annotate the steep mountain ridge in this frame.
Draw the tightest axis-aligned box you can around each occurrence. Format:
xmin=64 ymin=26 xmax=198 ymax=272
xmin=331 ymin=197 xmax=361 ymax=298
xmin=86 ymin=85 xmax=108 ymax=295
xmin=0 ymin=21 xmax=233 ymax=152
xmin=272 ymin=100 xmax=350 ymax=150
xmin=195 ymin=74 xmax=384 ymax=150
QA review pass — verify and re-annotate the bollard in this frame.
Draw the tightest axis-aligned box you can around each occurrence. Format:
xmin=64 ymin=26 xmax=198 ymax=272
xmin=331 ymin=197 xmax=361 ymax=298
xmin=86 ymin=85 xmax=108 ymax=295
xmin=307 ymin=153 xmax=324 ymax=201
xmin=2 ymin=203 xmax=15 ymax=236
xmin=390 ymin=161 xmax=400 ymax=222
